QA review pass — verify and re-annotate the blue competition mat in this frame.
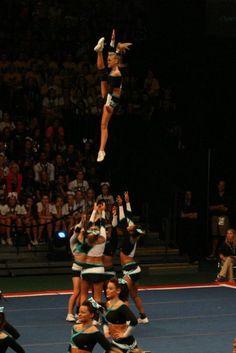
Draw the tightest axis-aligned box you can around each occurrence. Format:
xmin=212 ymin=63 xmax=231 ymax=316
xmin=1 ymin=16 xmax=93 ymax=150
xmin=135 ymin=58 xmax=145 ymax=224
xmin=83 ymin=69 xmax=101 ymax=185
xmin=2 ymin=284 xmax=236 ymax=353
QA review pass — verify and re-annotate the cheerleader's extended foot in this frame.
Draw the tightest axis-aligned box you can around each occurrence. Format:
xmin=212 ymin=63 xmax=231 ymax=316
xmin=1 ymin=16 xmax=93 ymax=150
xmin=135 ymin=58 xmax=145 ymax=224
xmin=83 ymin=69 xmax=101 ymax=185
xmin=97 ymin=150 xmax=106 ymax=162
xmin=94 ymin=37 xmax=105 ymax=52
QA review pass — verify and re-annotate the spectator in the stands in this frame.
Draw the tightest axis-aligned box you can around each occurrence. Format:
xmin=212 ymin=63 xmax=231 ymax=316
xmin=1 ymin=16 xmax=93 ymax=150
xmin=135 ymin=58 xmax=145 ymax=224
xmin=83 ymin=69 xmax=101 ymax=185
xmin=54 ymin=196 xmax=66 ymax=233
xmin=96 ymin=182 xmax=114 ymax=219
xmin=6 ymin=162 xmax=22 ymax=196
xmin=45 ymin=118 xmax=65 ymax=145
xmin=11 ymin=121 xmax=27 ymax=159
xmin=0 ymin=153 xmax=8 ymax=203
xmin=53 ymin=133 xmax=67 ymax=155
xmin=85 ymin=188 xmax=96 ymax=215
xmin=0 ymin=141 xmax=9 ymax=158
xmin=1 ymin=192 xmax=24 ymax=246
xmin=42 ymin=86 xmax=64 ymax=127
xmin=0 ymin=111 xmax=15 ymax=133
xmin=31 ymin=127 xmax=44 ymax=154
xmin=215 ymin=228 xmax=236 ymax=282
xmin=63 ymin=143 xmax=79 ymax=180
xmin=177 ymin=189 xmax=200 ymax=264
xmin=22 ymin=196 xmax=38 ymax=245
xmin=25 ymin=63 xmax=42 ymax=86
xmin=28 ymin=116 xmax=40 ymax=135
xmin=41 ymin=141 xmax=56 ymax=163
xmin=1 ymin=126 xmax=14 ymax=157
xmin=18 ymin=137 xmax=37 ymax=175
xmin=208 ymin=179 xmax=231 ymax=259
xmin=35 ymin=170 xmax=54 ymax=201
xmin=34 ymin=151 xmax=55 ymax=182
xmin=54 ymin=153 xmax=69 ymax=183
xmin=75 ymin=190 xmax=86 ymax=213
xmin=53 ymin=174 xmax=68 ymax=201
xmin=62 ymin=192 xmax=77 ymax=234
xmin=3 ymin=62 xmax=22 ymax=87
xmin=21 ymin=167 xmax=37 ymax=201
xmin=68 ymin=169 xmax=89 ymax=193
xmin=37 ymin=194 xmax=56 ymax=242
xmin=80 ymin=140 xmax=96 ymax=171
xmin=73 ymin=155 xmax=86 ymax=176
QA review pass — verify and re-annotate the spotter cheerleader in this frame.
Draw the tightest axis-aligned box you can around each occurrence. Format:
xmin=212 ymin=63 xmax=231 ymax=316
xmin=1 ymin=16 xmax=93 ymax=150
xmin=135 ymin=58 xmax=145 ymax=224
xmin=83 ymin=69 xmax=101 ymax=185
xmin=117 ymin=192 xmax=149 ymax=324
xmin=66 ymin=213 xmax=89 ymax=322
xmin=80 ymin=201 xmax=107 ymax=305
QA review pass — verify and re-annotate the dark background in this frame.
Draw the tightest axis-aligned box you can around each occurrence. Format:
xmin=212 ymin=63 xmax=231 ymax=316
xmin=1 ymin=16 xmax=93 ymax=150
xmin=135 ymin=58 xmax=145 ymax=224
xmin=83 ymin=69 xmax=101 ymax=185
xmin=107 ymin=0 xmax=236 ymax=248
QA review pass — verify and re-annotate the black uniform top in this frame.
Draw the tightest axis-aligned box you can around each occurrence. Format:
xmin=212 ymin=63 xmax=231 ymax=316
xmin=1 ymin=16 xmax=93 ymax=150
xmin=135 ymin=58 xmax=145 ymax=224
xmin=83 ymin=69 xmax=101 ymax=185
xmin=119 ymin=230 xmax=138 ymax=257
xmin=107 ymin=75 xmax=122 ymax=94
xmin=105 ymin=303 xmax=137 ymax=326
xmin=0 ymin=334 xmax=25 ymax=353
xmin=104 ymin=227 xmax=118 ymax=257
xmin=4 ymin=321 xmax=20 ymax=339
xmin=103 ymin=303 xmax=138 ymax=346
xmin=70 ymin=327 xmax=111 ymax=352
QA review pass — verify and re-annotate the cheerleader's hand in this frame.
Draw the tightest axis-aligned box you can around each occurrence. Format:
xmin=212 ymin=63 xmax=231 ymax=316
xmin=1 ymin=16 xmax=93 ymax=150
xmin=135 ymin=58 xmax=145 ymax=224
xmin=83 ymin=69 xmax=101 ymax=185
xmin=116 ymin=195 xmax=123 ymax=206
xmin=105 ymin=105 xmax=113 ymax=113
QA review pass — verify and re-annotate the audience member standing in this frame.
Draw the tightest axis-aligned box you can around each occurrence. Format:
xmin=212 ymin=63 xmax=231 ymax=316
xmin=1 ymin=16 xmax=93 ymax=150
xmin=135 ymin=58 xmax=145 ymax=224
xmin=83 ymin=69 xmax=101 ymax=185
xmin=208 ymin=179 xmax=231 ymax=259
xmin=177 ymin=190 xmax=200 ymax=264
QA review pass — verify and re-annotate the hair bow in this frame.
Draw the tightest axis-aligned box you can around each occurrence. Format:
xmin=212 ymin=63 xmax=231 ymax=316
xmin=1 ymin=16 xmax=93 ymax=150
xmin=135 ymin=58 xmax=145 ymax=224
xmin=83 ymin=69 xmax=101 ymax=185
xmin=88 ymin=297 xmax=101 ymax=309
xmin=118 ymin=278 xmax=127 ymax=285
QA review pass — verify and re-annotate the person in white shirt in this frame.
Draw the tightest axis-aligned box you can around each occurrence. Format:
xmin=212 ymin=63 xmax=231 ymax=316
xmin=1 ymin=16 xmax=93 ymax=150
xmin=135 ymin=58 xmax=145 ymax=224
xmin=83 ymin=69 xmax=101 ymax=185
xmin=68 ymin=170 xmax=89 ymax=193
xmin=1 ymin=192 xmax=26 ymax=246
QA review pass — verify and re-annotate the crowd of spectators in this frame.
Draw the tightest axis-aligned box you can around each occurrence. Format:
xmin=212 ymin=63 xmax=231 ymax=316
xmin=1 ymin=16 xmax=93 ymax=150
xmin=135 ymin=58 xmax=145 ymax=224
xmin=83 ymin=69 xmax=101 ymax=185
xmin=0 ymin=0 xmax=177 ymax=247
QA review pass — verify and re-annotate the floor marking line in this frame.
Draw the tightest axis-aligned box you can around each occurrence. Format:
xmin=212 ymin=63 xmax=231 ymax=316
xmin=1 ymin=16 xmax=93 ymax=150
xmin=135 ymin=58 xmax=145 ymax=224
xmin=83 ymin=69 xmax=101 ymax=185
xmin=4 ymin=283 xmax=232 ymax=297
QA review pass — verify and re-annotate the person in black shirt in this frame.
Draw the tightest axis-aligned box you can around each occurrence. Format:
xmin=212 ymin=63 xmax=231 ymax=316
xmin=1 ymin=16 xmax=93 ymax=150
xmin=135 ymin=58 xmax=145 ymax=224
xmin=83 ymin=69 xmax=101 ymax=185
xmin=215 ymin=228 xmax=236 ymax=282
xmin=178 ymin=190 xmax=200 ymax=264
xmin=0 ymin=307 xmax=25 ymax=353
xmin=208 ymin=179 xmax=231 ymax=259
xmin=103 ymin=277 xmax=144 ymax=353
xmin=116 ymin=192 xmax=149 ymax=325
xmin=68 ymin=299 xmax=120 ymax=353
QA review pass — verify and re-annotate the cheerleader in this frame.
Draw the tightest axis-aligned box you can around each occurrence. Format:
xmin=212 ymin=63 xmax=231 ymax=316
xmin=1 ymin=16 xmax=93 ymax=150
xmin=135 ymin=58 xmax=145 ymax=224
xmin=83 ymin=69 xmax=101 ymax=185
xmin=117 ymin=192 xmax=149 ymax=324
xmin=0 ymin=307 xmax=25 ymax=353
xmin=94 ymin=29 xmax=132 ymax=162
xmin=69 ymin=299 xmax=122 ymax=353
xmin=66 ymin=213 xmax=88 ymax=322
xmin=103 ymin=203 xmax=119 ymax=282
xmin=80 ymin=201 xmax=107 ymax=305
xmin=102 ymin=277 xmax=144 ymax=353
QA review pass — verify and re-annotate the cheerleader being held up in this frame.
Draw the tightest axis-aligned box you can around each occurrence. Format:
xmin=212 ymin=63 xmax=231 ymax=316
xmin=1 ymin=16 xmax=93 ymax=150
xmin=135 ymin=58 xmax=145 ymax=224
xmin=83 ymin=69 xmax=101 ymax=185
xmin=94 ymin=29 xmax=132 ymax=162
